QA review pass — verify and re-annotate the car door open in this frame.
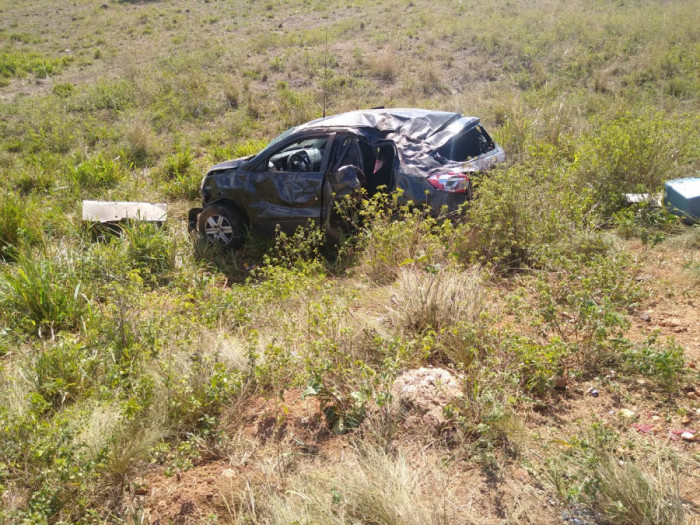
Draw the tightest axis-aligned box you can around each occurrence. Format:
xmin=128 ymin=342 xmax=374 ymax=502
xmin=245 ymin=133 xmax=335 ymax=234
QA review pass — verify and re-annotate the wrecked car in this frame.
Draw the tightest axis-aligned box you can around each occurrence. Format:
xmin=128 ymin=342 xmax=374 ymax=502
xmin=190 ymin=108 xmax=505 ymax=248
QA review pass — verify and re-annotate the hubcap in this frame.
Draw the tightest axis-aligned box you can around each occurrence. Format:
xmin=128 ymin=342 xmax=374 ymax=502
xmin=204 ymin=214 xmax=234 ymax=244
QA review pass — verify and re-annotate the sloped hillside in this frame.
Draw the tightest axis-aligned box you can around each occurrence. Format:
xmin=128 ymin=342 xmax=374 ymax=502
xmin=0 ymin=0 xmax=699 ymax=523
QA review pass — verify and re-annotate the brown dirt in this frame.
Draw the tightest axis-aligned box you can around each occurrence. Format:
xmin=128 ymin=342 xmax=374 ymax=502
xmin=136 ymin=389 xmax=345 ymax=524
xmin=630 ymin=241 xmax=700 ymax=362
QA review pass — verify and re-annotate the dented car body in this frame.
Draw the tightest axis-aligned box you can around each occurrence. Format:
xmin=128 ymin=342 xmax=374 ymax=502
xmin=191 ymin=108 xmax=505 ymax=248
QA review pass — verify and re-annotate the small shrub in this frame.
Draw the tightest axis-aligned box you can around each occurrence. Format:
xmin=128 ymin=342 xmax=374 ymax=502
xmin=352 ymin=194 xmax=447 ymax=284
xmin=121 ymin=120 xmax=159 ymax=167
xmin=161 ymin=145 xmax=193 ymax=180
xmin=613 ymin=204 xmax=680 ymax=246
xmin=269 ymin=55 xmax=285 ymax=72
xmin=466 ymin=161 xmax=591 ymax=270
xmin=532 ymin=251 xmax=643 ymax=372
xmin=121 ymin=222 xmax=177 ymax=285
xmin=263 ymin=445 xmax=452 ymax=525
xmin=157 ymin=145 xmax=202 ymax=199
xmin=490 ymin=102 xmax=533 ymax=160
xmin=262 ymin=222 xmax=326 ymax=271
xmin=75 ymin=78 xmax=134 ymax=112
xmin=22 ymin=336 xmax=98 ymax=409
xmin=453 ymin=380 xmax=523 ymax=465
xmin=549 ymin=425 xmax=686 ymax=525
xmin=593 ymin=451 xmax=685 ymax=525
xmin=101 ymin=414 xmax=166 ymax=485
xmin=52 ymin=82 xmax=74 ymax=98
xmin=222 ymin=81 xmax=239 ymax=109
xmin=574 ymin=111 xmax=683 ymax=215
xmin=504 ymin=334 xmax=567 ymax=393
xmin=623 ymin=335 xmax=685 ymax=390
xmin=0 ymin=50 xmax=72 ymax=78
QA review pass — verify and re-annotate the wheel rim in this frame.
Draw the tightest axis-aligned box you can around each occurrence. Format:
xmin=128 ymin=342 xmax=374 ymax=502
xmin=203 ymin=214 xmax=234 ymax=244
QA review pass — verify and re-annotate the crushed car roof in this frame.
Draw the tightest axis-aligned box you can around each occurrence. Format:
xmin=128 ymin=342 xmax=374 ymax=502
xmin=295 ymin=108 xmax=480 ymax=150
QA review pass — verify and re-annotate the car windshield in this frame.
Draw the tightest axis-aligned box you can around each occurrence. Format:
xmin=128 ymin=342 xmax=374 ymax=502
xmin=266 ymin=126 xmax=298 ymax=149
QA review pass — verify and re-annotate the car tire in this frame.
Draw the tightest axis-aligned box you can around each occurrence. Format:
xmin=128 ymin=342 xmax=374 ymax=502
xmin=197 ymin=204 xmax=244 ymax=249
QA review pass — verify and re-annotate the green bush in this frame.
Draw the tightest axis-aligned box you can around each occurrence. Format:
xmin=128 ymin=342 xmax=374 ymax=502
xmin=466 ymin=155 xmax=592 ymax=270
xmin=548 ymin=424 xmax=686 ymax=525
xmin=623 ymin=335 xmax=686 ymax=390
xmin=24 ymin=336 xmax=99 ymax=409
xmin=509 ymin=335 xmax=569 ymax=393
xmin=160 ymin=145 xmax=201 ymax=199
xmin=72 ymin=78 xmax=135 ymax=112
xmin=121 ymin=222 xmax=178 ymax=286
xmin=532 ymin=251 xmax=643 ymax=371
xmin=0 ymin=410 xmax=96 ymax=523
xmin=350 ymin=193 xmax=448 ymax=284
xmin=0 ymin=50 xmax=72 ymax=78
xmin=574 ymin=111 xmax=683 ymax=214
xmin=52 ymin=82 xmax=75 ymax=98
xmin=120 ymin=119 xmax=160 ymax=168
xmin=613 ymin=203 xmax=680 ymax=246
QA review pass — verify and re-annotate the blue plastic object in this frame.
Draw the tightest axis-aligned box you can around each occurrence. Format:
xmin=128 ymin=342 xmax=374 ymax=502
xmin=665 ymin=177 xmax=700 ymax=224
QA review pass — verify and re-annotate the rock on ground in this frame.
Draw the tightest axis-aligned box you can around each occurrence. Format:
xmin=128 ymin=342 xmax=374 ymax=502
xmin=390 ymin=367 xmax=463 ymax=432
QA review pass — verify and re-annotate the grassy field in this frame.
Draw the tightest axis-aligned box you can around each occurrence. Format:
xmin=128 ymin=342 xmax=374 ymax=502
xmin=1 ymin=0 xmax=699 ymax=523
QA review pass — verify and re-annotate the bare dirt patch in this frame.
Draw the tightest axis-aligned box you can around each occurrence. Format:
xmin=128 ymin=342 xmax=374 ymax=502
xmin=137 ymin=389 xmax=345 ymax=523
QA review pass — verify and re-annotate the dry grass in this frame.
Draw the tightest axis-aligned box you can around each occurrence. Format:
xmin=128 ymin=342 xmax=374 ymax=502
xmin=369 ymin=49 xmax=398 ymax=82
xmin=258 ymin=444 xmax=459 ymax=525
xmin=593 ymin=451 xmax=686 ymax=525
xmin=389 ymin=267 xmax=486 ymax=335
xmin=548 ymin=436 xmax=690 ymax=525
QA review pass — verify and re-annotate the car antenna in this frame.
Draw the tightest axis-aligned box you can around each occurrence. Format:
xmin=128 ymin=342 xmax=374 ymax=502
xmin=322 ymin=27 xmax=328 ymax=118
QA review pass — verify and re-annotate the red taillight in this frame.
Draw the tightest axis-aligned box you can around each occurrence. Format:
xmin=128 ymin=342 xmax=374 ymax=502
xmin=427 ymin=172 xmax=471 ymax=194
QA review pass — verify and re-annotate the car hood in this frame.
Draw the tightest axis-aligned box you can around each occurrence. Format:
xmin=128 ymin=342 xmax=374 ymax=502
xmin=209 ymin=156 xmax=254 ymax=173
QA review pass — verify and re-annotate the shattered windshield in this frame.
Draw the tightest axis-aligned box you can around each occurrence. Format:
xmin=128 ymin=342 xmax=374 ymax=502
xmin=266 ymin=126 xmax=297 ymax=149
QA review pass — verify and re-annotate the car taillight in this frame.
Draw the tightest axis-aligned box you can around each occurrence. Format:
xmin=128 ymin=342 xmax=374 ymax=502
xmin=427 ymin=172 xmax=471 ymax=193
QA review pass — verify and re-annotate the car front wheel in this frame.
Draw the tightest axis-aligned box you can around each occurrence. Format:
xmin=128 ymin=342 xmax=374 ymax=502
xmin=197 ymin=204 xmax=244 ymax=249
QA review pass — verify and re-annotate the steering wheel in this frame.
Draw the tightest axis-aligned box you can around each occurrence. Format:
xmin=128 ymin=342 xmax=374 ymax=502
xmin=288 ymin=151 xmax=311 ymax=172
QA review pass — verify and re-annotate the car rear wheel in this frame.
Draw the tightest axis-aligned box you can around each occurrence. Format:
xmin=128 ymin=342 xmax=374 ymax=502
xmin=197 ymin=204 xmax=244 ymax=249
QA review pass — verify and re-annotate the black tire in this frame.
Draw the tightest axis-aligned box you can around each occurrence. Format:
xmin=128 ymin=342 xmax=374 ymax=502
xmin=197 ymin=204 xmax=244 ymax=249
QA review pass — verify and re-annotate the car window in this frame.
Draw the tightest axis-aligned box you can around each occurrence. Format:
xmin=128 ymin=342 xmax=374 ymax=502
xmin=436 ymin=125 xmax=495 ymax=161
xmin=266 ymin=136 xmax=330 ymax=172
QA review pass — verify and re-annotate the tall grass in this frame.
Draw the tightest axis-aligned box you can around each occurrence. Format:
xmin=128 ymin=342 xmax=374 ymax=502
xmin=389 ymin=267 xmax=485 ymax=335
xmin=0 ymin=193 xmax=42 ymax=260
xmin=0 ymin=250 xmax=91 ymax=335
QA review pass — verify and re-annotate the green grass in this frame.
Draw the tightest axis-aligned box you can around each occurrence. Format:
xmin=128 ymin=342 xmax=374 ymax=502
xmin=0 ymin=50 xmax=72 ymax=79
